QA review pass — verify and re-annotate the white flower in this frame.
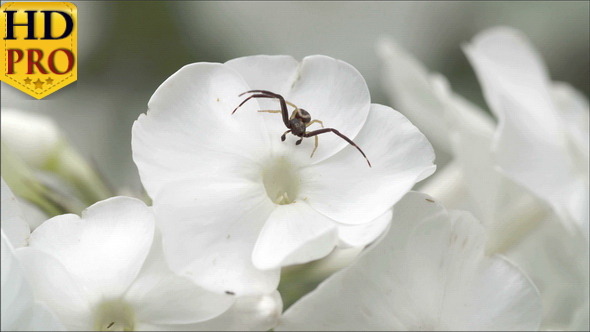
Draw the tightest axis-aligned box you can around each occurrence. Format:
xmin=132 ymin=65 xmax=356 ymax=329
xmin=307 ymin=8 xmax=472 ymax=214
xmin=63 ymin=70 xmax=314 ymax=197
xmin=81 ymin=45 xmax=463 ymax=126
xmin=463 ymin=27 xmax=589 ymax=237
xmin=132 ymin=55 xmax=436 ymax=295
xmin=1 ymin=108 xmax=112 ymax=205
xmin=278 ymin=192 xmax=543 ymax=331
xmin=378 ymin=36 xmax=534 ymax=249
xmin=16 ymin=196 xmax=236 ymax=331
xmin=462 ymin=28 xmax=589 ymax=330
xmin=2 ymin=231 xmax=64 ymax=331
xmin=378 ymin=28 xmax=589 ymax=330
xmin=1 ymin=178 xmax=63 ymax=330
xmin=1 ymin=109 xmax=62 ymax=170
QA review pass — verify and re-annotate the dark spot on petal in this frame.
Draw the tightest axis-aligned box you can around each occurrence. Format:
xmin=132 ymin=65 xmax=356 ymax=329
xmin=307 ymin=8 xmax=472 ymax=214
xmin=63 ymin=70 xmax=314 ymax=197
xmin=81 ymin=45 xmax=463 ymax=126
xmin=225 ymin=290 xmax=235 ymax=295
xmin=425 ymin=198 xmax=435 ymax=203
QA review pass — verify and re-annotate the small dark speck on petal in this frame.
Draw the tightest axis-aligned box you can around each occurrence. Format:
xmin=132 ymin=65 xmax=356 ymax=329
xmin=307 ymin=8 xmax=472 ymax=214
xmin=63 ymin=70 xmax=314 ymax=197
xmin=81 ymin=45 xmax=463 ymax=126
xmin=225 ymin=290 xmax=235 ymax=295
xmin=425 ymin=198 xmax=435 ymax=203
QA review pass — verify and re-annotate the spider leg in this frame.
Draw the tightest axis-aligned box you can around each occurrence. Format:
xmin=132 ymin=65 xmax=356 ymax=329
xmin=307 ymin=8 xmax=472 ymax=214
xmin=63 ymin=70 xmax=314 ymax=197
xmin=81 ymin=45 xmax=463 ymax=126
xmin=306 ymin=119 xmax=324 ymax=128
xmin=257 ymin=110 xmax=282 ymax=113
xmin=236 ymin=90 xmax=290 ymax=127
xmin=240 ymin=90 xmax=297 ymax=108
xmin=303 ymin=128 xmax=371 ymax=167
xmin=310 ymin=135 xmax=319 ymax=158
xmin=232 ymin=94 xmax=276 ymax=114
xmin=239 ymin=89 xmax=281 ymax=97
xmin=281 ymin=130 xmax=291 ymax=141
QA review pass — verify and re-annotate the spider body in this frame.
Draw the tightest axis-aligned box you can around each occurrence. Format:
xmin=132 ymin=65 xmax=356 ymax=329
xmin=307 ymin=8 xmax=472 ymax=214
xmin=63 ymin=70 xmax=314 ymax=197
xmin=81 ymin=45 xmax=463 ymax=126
xmin=232 ymin=90 xmax=371 ymax=167
xmin=288 ymin=109 xmax=310 ymax=137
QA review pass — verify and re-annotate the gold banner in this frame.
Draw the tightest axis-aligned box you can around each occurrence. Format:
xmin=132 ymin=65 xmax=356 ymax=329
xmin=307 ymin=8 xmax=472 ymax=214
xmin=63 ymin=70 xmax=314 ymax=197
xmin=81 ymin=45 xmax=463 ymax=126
xmin=1 ymin=2 xmax=77 ymax=99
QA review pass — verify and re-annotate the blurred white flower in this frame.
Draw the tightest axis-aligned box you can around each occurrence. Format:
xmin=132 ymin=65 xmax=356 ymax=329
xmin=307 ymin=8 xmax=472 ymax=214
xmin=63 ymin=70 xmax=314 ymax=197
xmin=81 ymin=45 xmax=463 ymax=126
xmin=16 ymin=197 xmax=235 ymax=331
xmin=1 ymin=231 xmax=65 ymax=331
xmin=1 ymin=109 xmax=111 ymax=206
xmin=463 ymin=29 xmax=589 ymax=330
xmin=378 ymin=36 xmax=495 ymax=165
xmin=1 ymin=109 xmax=62 ymax=170
xmin=132 ymin=55 xmax=435 ymax=295
xmin=378 ymin=27 xmax=589 ymax=330
xmin=278 ymin=192 xmax=542 ymax=331
xmin=464 ymin=27 xmax=589 ymax=237
xmin=1 ymin=183 xmax=63 ymax=330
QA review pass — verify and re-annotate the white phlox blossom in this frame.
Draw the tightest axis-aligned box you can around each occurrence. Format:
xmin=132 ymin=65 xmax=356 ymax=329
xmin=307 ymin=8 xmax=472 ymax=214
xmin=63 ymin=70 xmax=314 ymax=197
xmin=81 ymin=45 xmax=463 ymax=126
xmin=464 ymin=27 xmax=589 ymax=238
xmin=132 ymin=55 xmax=436 ymax=295
xmin=278 ymin=191 xmax=543 ymax=331
xmin=14 ymin=196 xmax=240 ymax=331
xmin=2 ymin=231 xmax=64 ymax=331
xmin=1 ymin=109 xmax=63 ymax=170
xmin=1 ymin=178 xmax=62 ymax=330
xmin=1 ymin=178 xmax=63 ymax=330
xmin=378 ymin=28 xmax=589 ymax=330
xmin=463 ymin=28 xmax=590 ymax=330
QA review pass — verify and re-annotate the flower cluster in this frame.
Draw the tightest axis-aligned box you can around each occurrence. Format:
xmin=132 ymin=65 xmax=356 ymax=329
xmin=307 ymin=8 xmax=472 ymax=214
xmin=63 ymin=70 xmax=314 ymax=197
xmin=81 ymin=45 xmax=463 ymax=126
xmin=1 ymin=26 xmax=588 ymax=331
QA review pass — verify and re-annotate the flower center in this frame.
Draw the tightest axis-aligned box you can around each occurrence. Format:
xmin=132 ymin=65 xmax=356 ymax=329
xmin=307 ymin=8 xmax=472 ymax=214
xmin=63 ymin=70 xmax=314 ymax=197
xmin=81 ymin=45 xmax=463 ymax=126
xmin=94 ymin=299 xmax=135 ymax=331
xmin=262 ymin=156 xmax=300 ymax=205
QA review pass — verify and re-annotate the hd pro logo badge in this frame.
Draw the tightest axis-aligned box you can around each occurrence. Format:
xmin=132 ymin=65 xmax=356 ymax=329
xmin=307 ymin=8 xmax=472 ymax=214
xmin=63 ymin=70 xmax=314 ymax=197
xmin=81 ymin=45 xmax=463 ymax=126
xmin=1 ymin=2 xmax=77 ymax=99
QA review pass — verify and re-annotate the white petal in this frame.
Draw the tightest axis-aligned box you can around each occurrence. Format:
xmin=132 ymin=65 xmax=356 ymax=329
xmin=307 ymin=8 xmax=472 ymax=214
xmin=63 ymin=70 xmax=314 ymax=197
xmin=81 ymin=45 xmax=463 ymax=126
xmin=132 ymin=62 xmax=272 ymax=197
xmin=252 ymin=201 xmax=338 ymax=270
xmin=505 ymin=212 xmax=589 ymax=330
xmin=453 ymin=131 xmax=546 ymax=253
xmin=464 ymin=27 xmax=586 ymax=231
xmin=301 ymin=104 xmax=435 ymax=225
xmin=419 ymin=161 xmax=471 ymax=211
xmin=440 ymin=97 xmax=544 ymax=252
xmin=14 ymin=246 xmax=89 ymax=330
xmin=225 ymin=55 xmax=300 ymax=96
xmin=189 ymin=291 xmax=282 ymax=331
xmin=0 ymin=109 xmax=62 ymax=169
xmin=1 ymin=232 xmax=65 ymax=331
xmin=337 ymin=208 xmax=392 ymax=248
xmin=18 ymin=199 xmax=47 ymax=231
xmin=1 ymin=232 xmax=33 ymax=330
xmin=228 ymin=55 xmax=372 ymax=165
xmin=279 ymin=192 xmax=542 ymax=331
xmin=377 ymin=37 xmax=452 ymax=155
xmin=1 ymin=178 xmax=30 ymax=248
xmin=224 ymin=55 xmax=314 ymax=164
xmin=138 ymin=291 xmax=282 ymax=331
xmin=436 ymin=212 xmax=542 ymax=331
xmin=154 ymin=178 xmax=280 ymax=296
xmin=28 ymin=196 xmax=154 ymax=299
xmin=284 ymin=55 xmax=371 ymax=163
xmin=125 ymin=231 xmax=234 ymax=325
xmin=551 ymin=82 xmax=589 ymax=238
xmin=16 ymin=302 xmax=65 ymax=331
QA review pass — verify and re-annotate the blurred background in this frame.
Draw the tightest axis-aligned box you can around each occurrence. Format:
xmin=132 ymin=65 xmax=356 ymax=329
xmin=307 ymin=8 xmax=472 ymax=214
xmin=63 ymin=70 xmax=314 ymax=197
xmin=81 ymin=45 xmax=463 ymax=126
xmin=2 ymin=1 xmax=589 ymax=192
